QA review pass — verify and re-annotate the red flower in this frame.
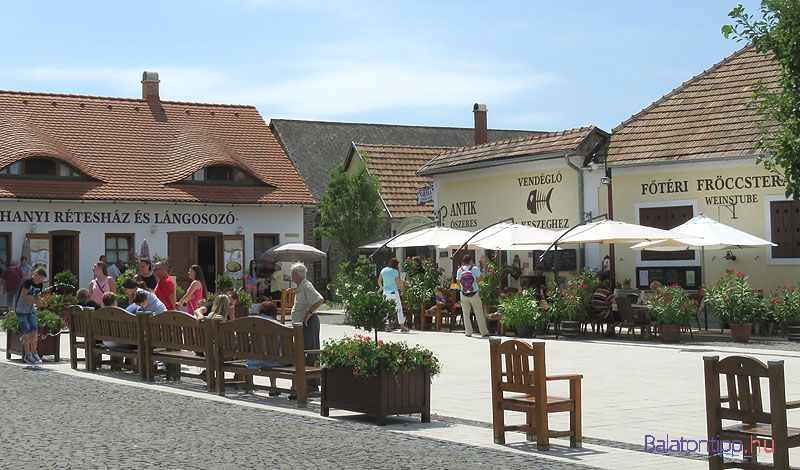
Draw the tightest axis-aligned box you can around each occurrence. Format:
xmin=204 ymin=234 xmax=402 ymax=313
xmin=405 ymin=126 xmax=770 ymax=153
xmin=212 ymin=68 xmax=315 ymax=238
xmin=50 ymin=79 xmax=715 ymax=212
xmin=328 ymin=349 xmax=333 ymax=354
xmin=349 ymin=354 xmax=354 ymax=359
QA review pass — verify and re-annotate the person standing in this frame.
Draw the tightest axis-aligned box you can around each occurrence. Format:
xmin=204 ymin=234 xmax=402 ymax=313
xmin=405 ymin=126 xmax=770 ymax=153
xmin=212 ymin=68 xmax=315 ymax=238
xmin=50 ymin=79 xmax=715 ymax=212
xmin=290 ymin=263 xmax=324 ymax=392
xmin=0 ymin=261 xmax=24 ymax=310
xmin=178 ymin=265 xmax=206 ymax=317
xmin=152 ymin=262 xmax=177 ymax=310
xmin=245 ymin=260 xmax=259 ymax=301
xmin=17 ymin=268 xmax=48 ymax=364
xmin=456 ymin=254 xmax=489 ymax=337
xmin=270 ymin=264 xmax=285 ymax=301
xmin=378 ymin=258 xmax=407 ymax=332
xmin=136 ymin=259 xmax=157 ymax=291
xmin=88 ymin=262 xmax=116 ymax=306
xmin=19 ymin=256 xmax=32 ymax=279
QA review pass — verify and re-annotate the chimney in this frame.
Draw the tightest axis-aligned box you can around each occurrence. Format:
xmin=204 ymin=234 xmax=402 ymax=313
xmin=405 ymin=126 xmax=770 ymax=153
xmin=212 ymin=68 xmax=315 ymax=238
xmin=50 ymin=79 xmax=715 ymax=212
xmin=141 ymin=71 xmax=160 ymax=100
xmin=473 ymin=103 xmax=488 ymax=145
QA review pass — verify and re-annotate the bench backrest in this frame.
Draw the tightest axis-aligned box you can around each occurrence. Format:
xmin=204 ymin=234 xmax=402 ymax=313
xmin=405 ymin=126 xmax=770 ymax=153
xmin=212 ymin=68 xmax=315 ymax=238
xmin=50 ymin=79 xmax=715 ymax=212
xmin=214 ymin=316 xmax=304 ymax=365
xmin=67 ymin=305 xmax=90 ymax=337
xmin=90 ymin=306 xmax=149 ymax=346
xmin=146 ymin=310 xmax=211 ymax=353
xmin=704 ymin=355 xmax=787 ymax=428
xmin=489 ymin=339 xmax=546 ymax=397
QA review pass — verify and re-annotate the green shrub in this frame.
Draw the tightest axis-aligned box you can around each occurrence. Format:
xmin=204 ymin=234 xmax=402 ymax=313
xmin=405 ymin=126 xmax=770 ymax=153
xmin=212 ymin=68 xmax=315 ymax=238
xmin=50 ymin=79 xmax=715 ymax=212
xmin=53 ymin=271 xmax=78 ymax=295
xmin=329 ymin=259 xmax=375 ymax=309
xmin=216 ymin=274 xmax=235 ymax=290
xmin=345 ymin=291 xmax=397 ymax=340
xmin=1 ymin=310 xmax=65 ymax=333
xmin=319 ymin=334 xmax=440 ymax=378
xmin=648 ymin=284 xmax=697 ymax=325
xmin=499 ymin=290 xmax=552 ymax=329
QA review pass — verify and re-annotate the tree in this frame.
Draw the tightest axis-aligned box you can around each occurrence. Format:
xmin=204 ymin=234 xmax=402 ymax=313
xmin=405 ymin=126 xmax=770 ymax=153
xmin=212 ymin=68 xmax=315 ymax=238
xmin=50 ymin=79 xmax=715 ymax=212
xmin=315 ymin=160 xmax=384 ymax=260
xmin=723 ymin=1 xmax=800 ymax=198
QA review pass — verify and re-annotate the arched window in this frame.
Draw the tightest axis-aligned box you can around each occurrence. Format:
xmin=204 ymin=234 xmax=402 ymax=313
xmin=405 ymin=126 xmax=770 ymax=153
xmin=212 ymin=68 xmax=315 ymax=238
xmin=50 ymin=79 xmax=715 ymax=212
xmin=183 ymin=165 xmax=260 ymax=185
xmin=0 ymin=158 xmax=83 ymax=178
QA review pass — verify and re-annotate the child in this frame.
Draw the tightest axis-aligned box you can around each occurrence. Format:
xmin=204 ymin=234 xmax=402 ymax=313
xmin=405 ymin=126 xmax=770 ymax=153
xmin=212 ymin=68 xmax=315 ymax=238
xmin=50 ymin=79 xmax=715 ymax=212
xmin=125 ymin=290 xmax=149 ymax=314
xmin=17 ymin=268 xmax=48 ymax=364
xmin=425 ymin=287 xmax=448 ymax=314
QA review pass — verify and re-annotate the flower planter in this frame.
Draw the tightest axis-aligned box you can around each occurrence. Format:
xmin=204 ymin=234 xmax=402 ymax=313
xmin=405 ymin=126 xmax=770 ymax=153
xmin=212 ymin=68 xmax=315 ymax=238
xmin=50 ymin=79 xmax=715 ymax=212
xmin=320 ymin=357 xmax=431 ymax=426
xmin=561 ymin=320 xmax=582 ymax=338
xmin=514 ymin=325 xmax=534 ymax=338
xmin=730 ymin=323 xmax=753 ymax=343
xmin=660 ymin=324 xmax=681 ymax=344
xmin=787 ymin=325 xmax=800 ymax=342
xmin=5 ymin=329 xmax=61 ymax=361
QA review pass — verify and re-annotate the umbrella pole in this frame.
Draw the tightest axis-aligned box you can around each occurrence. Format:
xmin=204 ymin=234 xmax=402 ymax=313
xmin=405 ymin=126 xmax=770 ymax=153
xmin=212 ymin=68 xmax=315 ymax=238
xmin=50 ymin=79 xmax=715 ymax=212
xmin=701 ymin=246 xmax=707 ymax=330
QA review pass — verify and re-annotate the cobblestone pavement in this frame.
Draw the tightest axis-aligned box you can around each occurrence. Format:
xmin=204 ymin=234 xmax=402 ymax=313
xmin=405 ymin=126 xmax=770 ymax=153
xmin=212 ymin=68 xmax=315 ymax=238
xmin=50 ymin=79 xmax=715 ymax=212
xmin=0 ymin=363 xmax=601 ymax=470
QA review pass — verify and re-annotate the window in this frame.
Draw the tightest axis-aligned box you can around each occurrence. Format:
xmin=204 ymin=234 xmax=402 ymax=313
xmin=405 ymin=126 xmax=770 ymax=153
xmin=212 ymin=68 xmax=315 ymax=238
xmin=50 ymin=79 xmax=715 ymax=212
xmin=254 ymin=234 xmax=279 ymax=277
xmin=0 ymin=158 xmax=82 ymax=178
xmin=639 ymin=205 xmax=694 ymax=261
xmin=105 ymin=234 xmax=133 ymax=268
xmin=182 ymin=165 xmax=260 ymax=185
xmin=770 ymin=200 xmax=800 ymax=259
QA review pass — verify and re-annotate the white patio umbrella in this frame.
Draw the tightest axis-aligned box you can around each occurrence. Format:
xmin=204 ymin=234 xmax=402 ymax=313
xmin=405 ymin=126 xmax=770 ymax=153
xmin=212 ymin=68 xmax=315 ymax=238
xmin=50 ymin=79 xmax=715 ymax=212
xmin=466 ymin=222 xmax=556 ymax=251
xmin=550 ymin=219 xmax=697 ymax=245
xmin=260 ymin=243 xmax=327 ymax=263
xmin=140 ymin=239 xmax=150 ymax=260
xmin=359 ymin=238 xmax=392 ymax=250
xmin=387 ymin=227 xmax=473 ymax=248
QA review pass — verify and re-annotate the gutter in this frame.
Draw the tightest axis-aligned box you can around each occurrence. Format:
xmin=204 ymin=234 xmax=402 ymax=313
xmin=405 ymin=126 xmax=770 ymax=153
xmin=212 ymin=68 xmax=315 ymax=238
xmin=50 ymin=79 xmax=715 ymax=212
xmin=607 ymin=153 xmax=762 ymax=169
xmin=563 ymin=151 xmax=584 ymax=268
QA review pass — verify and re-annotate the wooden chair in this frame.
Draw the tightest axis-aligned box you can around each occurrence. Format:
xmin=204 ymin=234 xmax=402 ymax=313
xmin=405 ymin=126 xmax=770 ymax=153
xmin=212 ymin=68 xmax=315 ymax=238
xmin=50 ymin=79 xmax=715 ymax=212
xmin=66 ymin=305 xmax=92 ymax=370
xmin=86 ymin=306 xmax=150 ymax=380
xmin=421 ymin=291 xmax=457 ymax=331
xmin=489 ymin=339 xmax=582 ymax=450
xmin=704 ymin=355 xmax=800 ymax=469
xmin=616 ymin=296 xmax=649 ymax=338
xmin=278 ymin=288 xmax=296 ymax=324
xmin=144 ymin=311 xmax=217 ymax=391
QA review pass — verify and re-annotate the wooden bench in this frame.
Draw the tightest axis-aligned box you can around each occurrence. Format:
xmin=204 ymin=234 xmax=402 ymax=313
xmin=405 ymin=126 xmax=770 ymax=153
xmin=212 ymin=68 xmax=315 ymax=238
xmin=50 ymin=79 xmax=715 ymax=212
xmin=86 ymin=306 xmax=150 ymax=380
xmin=278 ymin=288 xmax=296 ymax=324
xmin=67 ymin=305 xmax=92 ymax=370
xmin=144 ymin=310 xmax=217 ymax=391
xmin=489 ymin=339 xmax=582 ymax=450
xmin=213 ymin=316 xmax=321 ymax=407
xmin=704 ymin=355 xmax=800 ymax=468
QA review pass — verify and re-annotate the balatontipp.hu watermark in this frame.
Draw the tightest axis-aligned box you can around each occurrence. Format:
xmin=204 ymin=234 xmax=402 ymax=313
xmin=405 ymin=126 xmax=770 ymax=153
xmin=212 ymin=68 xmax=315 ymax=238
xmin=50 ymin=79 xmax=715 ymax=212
xmin=645 ymin=434 xmax=776 ymax=457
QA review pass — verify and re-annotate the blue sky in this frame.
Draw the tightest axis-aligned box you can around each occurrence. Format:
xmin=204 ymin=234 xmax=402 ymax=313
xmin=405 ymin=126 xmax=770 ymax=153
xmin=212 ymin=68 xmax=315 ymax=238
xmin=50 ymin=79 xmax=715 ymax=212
xmin=0 ymin=0 xmax=762 ymax=132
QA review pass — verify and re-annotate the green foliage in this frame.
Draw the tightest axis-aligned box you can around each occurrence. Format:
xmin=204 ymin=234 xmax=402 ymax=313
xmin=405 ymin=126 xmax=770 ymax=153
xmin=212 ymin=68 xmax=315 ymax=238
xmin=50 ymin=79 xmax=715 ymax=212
xmin=329 ymin=258 xmax=375 ymax=308
xmin=544 ymin=282 xmax=584 ymax=321
xmin=768 ymin=285 xmax=800 ymax=324
xmin=566 ymin=267 xmax=598 ymax=319
xmin=647 ymin=285 xmax=698 ymax=325
xmin=344 ymin=291 xmax=397 ymax=341
xmin=315 ymin=161 xmax=384 ymax=259
xmin=724 ymin=1 xmax=800 ymax=199
xmin=401 ymin=257 xmax=442 ymax=314
xmin=477 ymin=252 xmax=504 ymax=307
xmin=175 ymin=283 xmax=186 ymax=302
xmin=499 ymin=290 xmax=552 ymax=329
xmin=44 ymin=294 xmax=77 ymax=319
xmin=704 ymin=270 xmax=763 ymax=324
xmin=319 ymin=334 xmax=441 ymax=378
xmin=216 ymin=274 xmax=235 ymax=290
xmin=53 ymin=271 xmax=78 ymax=295
xmin=115 ymin=269 xmax=137 ymax=306
xmin=1 ymin=309 xmax=65 ymax=333
xmin=236 ymin=289 xmax=253 ymax=312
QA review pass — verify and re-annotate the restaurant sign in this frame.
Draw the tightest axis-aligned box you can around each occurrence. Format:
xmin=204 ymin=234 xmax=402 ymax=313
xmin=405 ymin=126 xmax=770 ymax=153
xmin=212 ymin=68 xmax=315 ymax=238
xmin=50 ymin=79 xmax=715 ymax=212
xmin=417 ymin=185 xmax=434 ymax=205
xmin=0 ymin=209 xmax=238 ymax=225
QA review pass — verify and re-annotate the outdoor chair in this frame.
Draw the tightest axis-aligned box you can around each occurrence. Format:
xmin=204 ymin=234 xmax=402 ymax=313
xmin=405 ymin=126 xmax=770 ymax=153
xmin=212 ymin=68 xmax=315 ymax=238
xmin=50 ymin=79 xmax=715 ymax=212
xmin=421 ymin=291 xmax=456 ymax=331
xmin=67 ymin=305 xmax=92 ymax=370
xmin=278 ymin=288 xmax=296 ymax=324
xmin=704 ymin=355 xmax=800 ymax=469
xmin=489 ymin=339 xmax=582 ymax=450
xmin=616 ymin=296 xmax=642 ymax=338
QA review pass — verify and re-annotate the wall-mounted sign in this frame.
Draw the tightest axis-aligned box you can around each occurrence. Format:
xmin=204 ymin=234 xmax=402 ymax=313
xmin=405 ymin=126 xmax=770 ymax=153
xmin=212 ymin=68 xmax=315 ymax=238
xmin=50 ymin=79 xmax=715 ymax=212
xmin=223 ymin=236 xmax=245 ymax=280
xmin=417 ymin=186 xmax=434 ymax=205
xmin=0 ymin=209 xmax=238 ymax=225
xmin=397 ymin=215 xmax=432 ymax=234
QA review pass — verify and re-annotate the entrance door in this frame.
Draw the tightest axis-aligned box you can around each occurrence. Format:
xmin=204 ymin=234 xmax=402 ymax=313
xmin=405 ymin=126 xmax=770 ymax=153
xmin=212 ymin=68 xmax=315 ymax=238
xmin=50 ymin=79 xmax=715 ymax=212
xmin=198 ymin=236 xmax=217 ymax=294
xmin=51 ymin=232 xmax=79 ymax=278
xmin=167 ymin=232 xmax=220 ymax=294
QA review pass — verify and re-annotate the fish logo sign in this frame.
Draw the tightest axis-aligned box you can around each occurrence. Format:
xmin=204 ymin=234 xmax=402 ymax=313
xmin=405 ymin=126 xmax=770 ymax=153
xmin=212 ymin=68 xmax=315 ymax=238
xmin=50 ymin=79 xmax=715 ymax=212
xmin=527 ymin=188 xmax=553 ymax=214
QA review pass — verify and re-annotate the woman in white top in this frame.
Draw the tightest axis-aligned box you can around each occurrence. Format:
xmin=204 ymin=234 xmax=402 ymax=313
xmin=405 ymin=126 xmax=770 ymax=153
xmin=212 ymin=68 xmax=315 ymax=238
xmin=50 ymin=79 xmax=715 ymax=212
xmin=88 ymin=261 xmax=115 ymax=305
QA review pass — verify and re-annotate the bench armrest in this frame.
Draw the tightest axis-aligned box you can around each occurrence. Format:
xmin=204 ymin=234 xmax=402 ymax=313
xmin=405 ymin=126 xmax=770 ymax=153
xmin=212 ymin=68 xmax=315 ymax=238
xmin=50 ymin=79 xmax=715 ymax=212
xmin=786 ymin=399 xmax=800 ymax=410
xmin=546 ymin=374 xmax=583 ymax=381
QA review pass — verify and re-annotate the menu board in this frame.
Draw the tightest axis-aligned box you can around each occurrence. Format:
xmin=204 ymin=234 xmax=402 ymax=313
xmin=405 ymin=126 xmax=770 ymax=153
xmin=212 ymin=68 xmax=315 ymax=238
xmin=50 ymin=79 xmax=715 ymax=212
xmin=532 ymin=249 xmax=577 ymax=271
xmin=635 ymin=266 xmax=702 ymax=289
xmin=223 ymin=237 xmax=244 ymax=279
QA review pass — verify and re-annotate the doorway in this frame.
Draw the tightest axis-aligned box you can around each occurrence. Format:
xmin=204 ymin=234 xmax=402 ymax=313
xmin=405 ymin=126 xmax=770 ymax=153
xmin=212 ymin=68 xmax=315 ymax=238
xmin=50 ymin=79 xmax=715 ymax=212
xmin=198 ymin=236 xmax=217 ymax=294
xmin=51 ymin=232 xmax=79 ymax=279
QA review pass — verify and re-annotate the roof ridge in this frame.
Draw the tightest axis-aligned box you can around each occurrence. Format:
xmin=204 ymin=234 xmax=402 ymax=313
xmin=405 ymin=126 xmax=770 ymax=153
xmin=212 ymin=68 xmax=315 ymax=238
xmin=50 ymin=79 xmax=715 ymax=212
xmin=352 ymin=142 xmax=457 ymax=150
xmin=612 ymin=44 xmax=756 ymax=133
xmin=438 ymin=125 xmax=595 ymax=156
xmin=269 ymin=118 xmax=541 ymax=134
xmin=0 ymin=89 xmax=256 ymax=109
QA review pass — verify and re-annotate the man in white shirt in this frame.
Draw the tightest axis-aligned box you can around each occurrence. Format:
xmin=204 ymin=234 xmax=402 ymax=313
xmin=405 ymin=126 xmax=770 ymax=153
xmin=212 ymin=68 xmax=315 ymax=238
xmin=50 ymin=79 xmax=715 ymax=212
xmin=290 ymin=263 xmax=324 ymax=390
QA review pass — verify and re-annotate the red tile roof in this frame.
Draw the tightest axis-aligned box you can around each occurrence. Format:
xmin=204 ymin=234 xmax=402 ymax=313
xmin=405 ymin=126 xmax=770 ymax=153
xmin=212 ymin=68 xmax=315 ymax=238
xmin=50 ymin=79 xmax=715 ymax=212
xmin=0 ymin=90 xmax=314 ymax=204
xmin=607 ymin=45 xmax=781 ymax=164
xmin=417 ymin=126 xmax=605 ymax=174
xmin=351 ymin=143 xmax=452 ymax=219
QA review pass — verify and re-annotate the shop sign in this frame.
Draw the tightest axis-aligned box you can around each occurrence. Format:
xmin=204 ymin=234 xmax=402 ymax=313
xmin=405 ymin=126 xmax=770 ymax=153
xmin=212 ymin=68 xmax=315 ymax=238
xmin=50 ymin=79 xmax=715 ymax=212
xmin=639 ymin=174 xmax=786 ymax=206
xmin=439 ymin=200 xmax=478 ymax=229
xmin=397 ymin=215 xmax=432 ymax=234
xmin=417 ymin=186 xmax=433 ymax=205
xmin=0 ymin=209 xmax=238 ymax=225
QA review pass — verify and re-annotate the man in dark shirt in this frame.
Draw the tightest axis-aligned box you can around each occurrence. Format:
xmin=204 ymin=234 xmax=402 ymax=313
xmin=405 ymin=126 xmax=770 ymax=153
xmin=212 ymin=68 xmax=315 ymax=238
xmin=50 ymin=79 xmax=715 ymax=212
xmin=592 ymin=278 xmax=620 ymax=337
xmin=1 ymin=261 xmax=24 ymax=309
xmin=136 ymin=259 xmax=157 ymax=291
xmin=75 ymin=288 xmax=101 ymax=310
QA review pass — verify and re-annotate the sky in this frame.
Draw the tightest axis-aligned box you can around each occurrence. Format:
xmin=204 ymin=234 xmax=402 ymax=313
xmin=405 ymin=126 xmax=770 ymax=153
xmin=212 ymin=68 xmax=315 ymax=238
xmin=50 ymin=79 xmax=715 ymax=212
xmin=0 ymin=0 xmax=764 ymax=133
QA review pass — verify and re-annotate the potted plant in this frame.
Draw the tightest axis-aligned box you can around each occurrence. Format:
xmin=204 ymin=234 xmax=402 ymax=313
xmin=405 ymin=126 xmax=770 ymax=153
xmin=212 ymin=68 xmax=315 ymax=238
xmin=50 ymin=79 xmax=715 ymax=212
xmin=541 ymin=282 xmax=582 ymax=337
xmin=234 ymin=289 xmax=253 ymax=318
xmin=43 ymin=293 xmax=78 ymax=323
xmin=53 ymin=270 xmax=78 ymax=295
xmin=648 ymin=285 xmax=697 ymax=344
xmin=621 ymin=279 xmax=632 ymax=289
xmin=216 ymin=274 xmax=235 ymax=291
xmin=321 ymin=290 xmax=440 ymax=425
xmin=704 ymin=270 xmax=762 ymax=342
xmin=768 ymin=286 xmax=800 ymax=341
xmin=498 ymin=289 xmax=551 ymax=338
xmin=2 ymin=309 xmax=65 ymax=361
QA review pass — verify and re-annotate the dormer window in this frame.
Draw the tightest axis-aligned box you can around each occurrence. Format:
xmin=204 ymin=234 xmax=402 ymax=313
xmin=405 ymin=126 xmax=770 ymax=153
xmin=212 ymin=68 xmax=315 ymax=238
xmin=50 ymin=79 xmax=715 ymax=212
xmin=0 ymin=158 xmax=83 ymax=179
xmin=183 ymin=165 xmax=260 ymax=185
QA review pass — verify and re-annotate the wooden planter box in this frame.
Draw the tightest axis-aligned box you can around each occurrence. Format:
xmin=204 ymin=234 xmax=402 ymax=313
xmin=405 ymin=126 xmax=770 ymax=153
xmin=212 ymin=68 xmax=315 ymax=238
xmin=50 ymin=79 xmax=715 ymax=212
xmin=6 ymin=329 xmax=61 ymax=361
xmin=321 ymin=357 xmax=431 ymax=425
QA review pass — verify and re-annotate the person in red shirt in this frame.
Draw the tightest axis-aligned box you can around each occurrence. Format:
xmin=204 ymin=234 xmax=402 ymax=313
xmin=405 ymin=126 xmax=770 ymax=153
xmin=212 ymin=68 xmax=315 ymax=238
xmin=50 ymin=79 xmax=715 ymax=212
xmin=1 ymin=261 xmax=24 ymax=309
xmin=152 ymin=262 xmax=177 ymax=311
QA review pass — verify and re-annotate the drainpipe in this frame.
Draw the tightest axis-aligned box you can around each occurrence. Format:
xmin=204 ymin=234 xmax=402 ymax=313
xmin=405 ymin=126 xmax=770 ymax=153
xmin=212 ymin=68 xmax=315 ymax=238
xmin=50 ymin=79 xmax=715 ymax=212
xmin=564 ymin=152 xmax=584 ymax=269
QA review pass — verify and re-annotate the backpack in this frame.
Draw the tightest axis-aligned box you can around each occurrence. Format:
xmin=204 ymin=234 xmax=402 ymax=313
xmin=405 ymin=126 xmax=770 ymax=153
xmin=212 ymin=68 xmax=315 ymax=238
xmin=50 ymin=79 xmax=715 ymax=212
xmin=459 ymin=266 xmax=476 ymax=294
